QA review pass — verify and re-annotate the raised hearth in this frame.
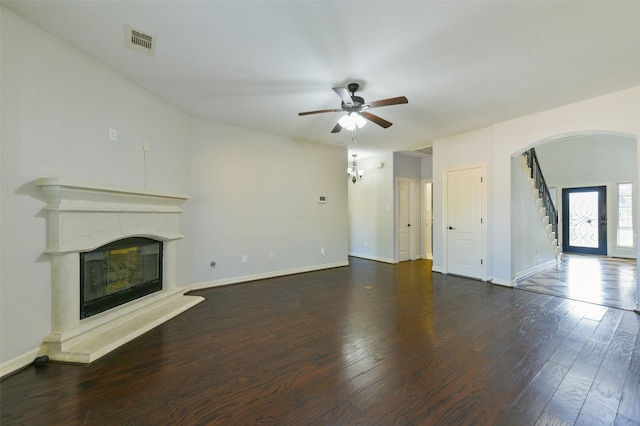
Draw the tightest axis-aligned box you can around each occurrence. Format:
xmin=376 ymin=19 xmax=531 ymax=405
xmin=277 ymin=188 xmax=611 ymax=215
xmin=37 ymin=178 xmax=203 ymax=363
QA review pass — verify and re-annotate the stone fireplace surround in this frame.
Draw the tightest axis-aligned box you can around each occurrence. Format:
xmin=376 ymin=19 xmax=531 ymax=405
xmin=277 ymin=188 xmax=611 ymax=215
xmin=36 ymin=178 xmax=203 ymax=363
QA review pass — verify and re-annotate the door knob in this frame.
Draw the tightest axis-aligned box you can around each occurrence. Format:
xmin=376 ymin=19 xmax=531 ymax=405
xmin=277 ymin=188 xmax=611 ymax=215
xmin=448 ymin=226 xmax=455 ymax=230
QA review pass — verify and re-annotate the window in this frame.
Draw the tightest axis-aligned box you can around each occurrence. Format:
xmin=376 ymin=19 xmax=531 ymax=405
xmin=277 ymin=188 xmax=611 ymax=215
xmin=617 ymin=183 xmax=633 ymax=247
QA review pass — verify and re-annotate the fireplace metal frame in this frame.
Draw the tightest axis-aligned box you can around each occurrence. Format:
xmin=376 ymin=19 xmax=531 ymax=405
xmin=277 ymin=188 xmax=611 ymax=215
xmin=80 ymin=237 xmax=163 ymax=319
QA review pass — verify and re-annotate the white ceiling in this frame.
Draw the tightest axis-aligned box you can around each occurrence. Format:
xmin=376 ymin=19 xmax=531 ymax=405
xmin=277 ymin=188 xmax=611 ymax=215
xmin=4 ymin=1 xmax=640 ymax=158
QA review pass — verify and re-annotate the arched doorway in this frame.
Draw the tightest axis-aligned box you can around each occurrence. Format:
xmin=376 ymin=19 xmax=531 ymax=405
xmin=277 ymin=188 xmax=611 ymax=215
xmin=512 ymin=132 xmax=638 ymax=310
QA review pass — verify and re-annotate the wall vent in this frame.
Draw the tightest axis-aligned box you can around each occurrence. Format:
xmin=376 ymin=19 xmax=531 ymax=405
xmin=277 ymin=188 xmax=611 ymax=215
xmin=125 ymin=25 xmax=156 ymax=56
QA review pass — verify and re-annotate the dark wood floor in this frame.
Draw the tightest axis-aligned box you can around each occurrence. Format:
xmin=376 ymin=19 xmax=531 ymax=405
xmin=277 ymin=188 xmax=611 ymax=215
xmin=2 ymin=257 xmax=640 ymax=425
xmin=517 ymin=254 xmax=638 ymax=311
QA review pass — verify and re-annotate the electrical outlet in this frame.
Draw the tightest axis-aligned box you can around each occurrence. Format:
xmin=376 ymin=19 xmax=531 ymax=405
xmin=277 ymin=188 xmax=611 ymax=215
xmin=108 ymin=128 xmax=118 ymax=142
xmin=269 ymin=251 xmax=275 ymax=259
xmin=143 ymin=141 xmax=150 ymax=152
xmin=321 ymin=248 xmax=325 ymax=257
xmin=242 ymin=255 xmax=247 ymax=263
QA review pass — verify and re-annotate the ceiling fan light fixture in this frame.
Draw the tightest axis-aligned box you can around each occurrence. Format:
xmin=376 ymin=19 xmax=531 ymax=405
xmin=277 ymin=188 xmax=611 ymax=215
xmin=338 ymin=112 xmax=366 ymax=130
xmin=298 ymin=83 xmax=407 ymax=133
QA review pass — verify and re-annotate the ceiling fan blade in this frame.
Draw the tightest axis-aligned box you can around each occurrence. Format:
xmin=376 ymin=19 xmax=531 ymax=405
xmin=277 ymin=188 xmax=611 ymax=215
xmin=366 ymin=96 xmax=408 ymax=109
xmin=298 ymin=109 xmax=343 ymax=116
xmin=360 ymin=111 xmax=393 ymax=128
xmin=333 ymin=87 xmax=353 ymax=106
xmin=331 ymin=123 xmax=343 ymax=133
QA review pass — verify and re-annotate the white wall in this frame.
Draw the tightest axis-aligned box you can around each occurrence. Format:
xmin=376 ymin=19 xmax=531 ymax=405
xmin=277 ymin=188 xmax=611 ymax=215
xmin=189 ymin=119 xmax=348 ymax=287
xmin=432 ymin=86 xmax=640 ymax=291
xmin=1 ymin=9 xmax=192 ymax=363
xmin=421 ymin=154 xmax=433 ymax=179
xmin=348 ymin=153 xmax=395 ymax=262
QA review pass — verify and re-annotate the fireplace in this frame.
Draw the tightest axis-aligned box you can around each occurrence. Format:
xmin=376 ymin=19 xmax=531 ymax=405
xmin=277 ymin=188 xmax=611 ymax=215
xmin=36 ymin=178 xmax=204 ymax=364
xmin=81 ymin=237 xmax=163 ymax=319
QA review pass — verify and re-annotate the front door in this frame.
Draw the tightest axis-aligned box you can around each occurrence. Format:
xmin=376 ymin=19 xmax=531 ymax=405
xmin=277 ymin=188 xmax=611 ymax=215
xmin=562 ymin=186 xmax=607 ymax=255
xmin=446 ymin=166 xmax=484 ymax=279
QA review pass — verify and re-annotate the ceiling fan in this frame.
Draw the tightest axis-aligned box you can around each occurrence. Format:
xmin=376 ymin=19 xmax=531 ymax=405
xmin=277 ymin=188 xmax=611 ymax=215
xmin=298 ymin=83 xmax=408 ymax=133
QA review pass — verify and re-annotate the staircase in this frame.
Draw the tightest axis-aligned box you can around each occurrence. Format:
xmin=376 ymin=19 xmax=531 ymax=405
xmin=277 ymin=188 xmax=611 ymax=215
xmin=522 ymin=148 xmax=562 ymax=258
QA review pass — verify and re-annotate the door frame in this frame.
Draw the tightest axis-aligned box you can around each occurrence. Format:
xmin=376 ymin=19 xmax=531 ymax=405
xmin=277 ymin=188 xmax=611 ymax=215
xmin=396 ymin=177 xmax=417 ymax=262
xmin=442 ymin=162 xmax=488 ymax=280
xmin=421 ymin=179 xmax=433 ymax=260
xmin=561 ymin=185 xmax=608 ymax=255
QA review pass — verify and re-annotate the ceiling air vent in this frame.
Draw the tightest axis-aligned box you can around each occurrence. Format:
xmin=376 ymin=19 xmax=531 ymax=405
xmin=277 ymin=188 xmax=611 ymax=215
xmin=125 ymin=25 xmax=156 ymax=56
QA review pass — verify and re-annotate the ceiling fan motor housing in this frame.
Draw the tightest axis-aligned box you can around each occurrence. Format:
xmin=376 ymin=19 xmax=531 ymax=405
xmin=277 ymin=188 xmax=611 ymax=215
xmin=343 ymin=95 xmax=365 ymax=110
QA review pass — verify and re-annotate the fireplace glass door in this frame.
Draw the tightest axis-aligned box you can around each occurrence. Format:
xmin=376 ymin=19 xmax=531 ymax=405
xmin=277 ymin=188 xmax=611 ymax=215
xmin=81 ymin=237 xmax=163 ymax=319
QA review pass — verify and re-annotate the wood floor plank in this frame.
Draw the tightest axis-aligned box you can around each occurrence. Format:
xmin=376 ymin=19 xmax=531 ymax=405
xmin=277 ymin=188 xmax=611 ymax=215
xmin=577 ymin=310 xmax=639 ymax=424
xmin=543 ymin=339 xmax=608 ymax=424
xmin=616 ymin=311 xmax=640 ymax=423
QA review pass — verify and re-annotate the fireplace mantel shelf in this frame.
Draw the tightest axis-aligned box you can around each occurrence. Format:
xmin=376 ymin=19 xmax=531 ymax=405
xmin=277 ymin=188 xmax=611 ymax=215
xmin=36 ymin=177 xmax=191 ymax=201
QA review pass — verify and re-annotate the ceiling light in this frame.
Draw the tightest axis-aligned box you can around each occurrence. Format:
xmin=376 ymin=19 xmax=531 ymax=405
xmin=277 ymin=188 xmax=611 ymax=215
xmin=338 ymin=112 xmax=366 ymax=131
xmin=347 ymin=154 xmax=364 ymax=184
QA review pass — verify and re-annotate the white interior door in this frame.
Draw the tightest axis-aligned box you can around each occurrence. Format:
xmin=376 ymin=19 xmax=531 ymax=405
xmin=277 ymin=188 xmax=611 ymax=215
xmin=446 ymin=166 xmax=484 ymax=278
xmin=397 ymin=178 xmax=413 ymax=262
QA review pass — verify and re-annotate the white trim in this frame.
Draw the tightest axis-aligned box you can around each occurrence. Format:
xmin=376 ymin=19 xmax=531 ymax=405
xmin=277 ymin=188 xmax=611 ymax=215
xmin=349 ymin=253 xmax=397 ymax=264
xmin=191 ymin=261 xmax=350 ymax=290
xmin=421 ymin=179 xmax=433 ymax=261
xmin=514 ymin=259 xmax=558 ymax=281
xmin=491 ymin=278 xmax=516 ymax=287
xmin=0 ymin=345 xmax=49 ymax=379
xmin=396 ymin=177 xmax=417 ymax=262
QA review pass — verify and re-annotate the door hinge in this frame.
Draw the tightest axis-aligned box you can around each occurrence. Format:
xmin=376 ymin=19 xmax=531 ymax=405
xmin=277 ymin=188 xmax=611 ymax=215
xmin=480 ymin=177 xmax=483 ymax=183
xmin=480 ymin=218 xmax=483 ymax=224
xmin=480 ymin=259 xmax=483 ymax=265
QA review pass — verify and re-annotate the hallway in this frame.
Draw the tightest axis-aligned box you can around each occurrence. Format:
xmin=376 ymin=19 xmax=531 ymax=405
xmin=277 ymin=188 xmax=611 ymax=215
xmin=516 ymin=254 xmax=637 ymax=310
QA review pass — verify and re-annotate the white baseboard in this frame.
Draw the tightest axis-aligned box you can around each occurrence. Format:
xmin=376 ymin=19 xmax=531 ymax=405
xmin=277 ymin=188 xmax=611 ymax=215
xmin=1 ymin=345 xmax=49 ymax=379
xmin=191 ymin=261 xmax=349 ymax=290
xmin=348 ymin=252 xmax=397 ymax=264
xmin=490 ymin=278 xmax=516 ymax=287
xmin=515 ymin=259 xmax=558 ymax=281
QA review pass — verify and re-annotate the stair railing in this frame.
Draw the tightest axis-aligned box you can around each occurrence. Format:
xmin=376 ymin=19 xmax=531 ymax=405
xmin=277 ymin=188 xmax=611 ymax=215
xmin=523 ymin=148 xmax=558 ymax=241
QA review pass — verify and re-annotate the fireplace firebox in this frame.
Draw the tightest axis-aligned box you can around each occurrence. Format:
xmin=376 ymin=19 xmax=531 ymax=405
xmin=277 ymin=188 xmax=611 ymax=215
xmin=80 ymin=237 xmax=163 ymax=319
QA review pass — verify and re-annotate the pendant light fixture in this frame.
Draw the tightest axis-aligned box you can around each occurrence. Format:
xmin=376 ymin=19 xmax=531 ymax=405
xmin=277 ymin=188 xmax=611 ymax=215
xmin=347 ymin=128 xmax=364 ymax=184
xmin=347 ymin=153 xmax=364 ymax=184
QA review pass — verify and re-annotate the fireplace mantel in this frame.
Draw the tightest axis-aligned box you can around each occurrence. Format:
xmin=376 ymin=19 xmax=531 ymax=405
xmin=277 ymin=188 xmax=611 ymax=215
xmin=37 ymin=177 xmax=190 ymax=253
xmin=36 ymin=178 xmax=203 ymax=363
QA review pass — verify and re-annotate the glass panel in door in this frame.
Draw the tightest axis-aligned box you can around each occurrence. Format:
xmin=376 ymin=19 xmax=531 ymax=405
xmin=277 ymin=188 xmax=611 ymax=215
xmin=562 ymin=186 xmax=607 ymax=255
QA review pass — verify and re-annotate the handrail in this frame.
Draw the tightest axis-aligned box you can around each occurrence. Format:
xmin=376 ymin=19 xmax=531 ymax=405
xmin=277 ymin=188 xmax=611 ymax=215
xmin=523 ymin=148 xmax=558 ymax=242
